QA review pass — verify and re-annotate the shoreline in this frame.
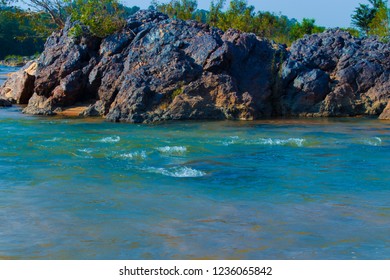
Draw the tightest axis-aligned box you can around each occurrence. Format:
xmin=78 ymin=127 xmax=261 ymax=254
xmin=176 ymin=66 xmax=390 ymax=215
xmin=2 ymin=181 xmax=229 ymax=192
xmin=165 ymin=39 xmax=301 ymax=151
xmin=2 ymin=105 xmax=389 ymax=125
xmin=55 ymin=106 xmax=89 ymax=117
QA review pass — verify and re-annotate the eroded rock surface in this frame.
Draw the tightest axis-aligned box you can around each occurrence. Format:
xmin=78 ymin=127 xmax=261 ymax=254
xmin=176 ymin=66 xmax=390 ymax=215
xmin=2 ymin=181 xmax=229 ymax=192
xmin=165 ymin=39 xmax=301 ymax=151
xmin=1 ymin=11 xmax=389 ymax=122
xmin=379 ymin=101 xmax=390 ymax=120
xmin=280 ymin=29 xmax=390 ymax=117
xmin=7 ymin=11 xmax=284 ymax=122
xmin=0 ymin=61 xmax=37 ymax=104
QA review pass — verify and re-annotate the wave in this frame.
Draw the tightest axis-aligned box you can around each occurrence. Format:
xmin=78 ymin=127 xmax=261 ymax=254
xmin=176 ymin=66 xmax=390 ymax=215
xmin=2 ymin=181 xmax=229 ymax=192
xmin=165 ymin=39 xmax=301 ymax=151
xmin=95 ymin=136 xmax=121 ymax=143
xmin=156 ymin=146 xmax=187 ymax=155
xmin=253 ymin=138 xmax=306 ymax=147
xmin=120 ymin=150 xmax=147 ymax=160
xmin=222 ymin=136 xmax=240 ymax=146
xmin=360 ymin=137 xmax=382 ymax=146
xmin=222 ymin=136 xmax=306 ymax=147
xmin=44 ymin=137 xmax=61 ymax=142
xmin=145 ymin=166 xmax=205 ymax=178
xmin=78 ymin=148 xmax=94 ymax=154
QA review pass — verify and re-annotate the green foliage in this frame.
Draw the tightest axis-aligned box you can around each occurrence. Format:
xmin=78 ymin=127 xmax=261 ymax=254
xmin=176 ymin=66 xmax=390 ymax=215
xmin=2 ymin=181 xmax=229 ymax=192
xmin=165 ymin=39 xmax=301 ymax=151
xmin=172 ymin=87 xmax=184 ymax=99
xmin=152 ymin=0 xmax=197 ymax=20
xmin=208 ymin=0 xmax=225 ymax=25
xmin=68 ymin=24 xmax=83 ymax=38
xmin=0 ymin=6 xmax=45 ymax=59
xmin=368 ymin=1 xmax=390 ymax=40
xmin=4 ymin=55 xmax=25 ymax=63
xmin=215 ymin=0 xmax=256 ymax=32
xmin=193 ymin=9 xmax=208 ymax=23
xmin=352 ymin=3 xmax=375 ymax=34
xmin=153 ymin=0 xmax=326 ymax=45
xmin=290 ymin=18 xmax=325 ymax=41
xmin=352 ymin=0 xmax=390 ymax=40
xmin=0 ymin=1 xmax=141 ymax=59
xmin=341 ymin=27 xmax=361 ymax=37
xmin=66 ymin=0 xmax=126 ymax=38
xmin=19 ymin=0 xmax=68 ymax=28
xmin=207 ymin=0 xmax=325 ymax=45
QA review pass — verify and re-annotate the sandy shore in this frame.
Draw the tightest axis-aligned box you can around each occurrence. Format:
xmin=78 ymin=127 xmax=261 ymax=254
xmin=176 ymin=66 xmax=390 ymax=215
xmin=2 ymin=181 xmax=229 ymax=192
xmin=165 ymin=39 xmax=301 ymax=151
xmin=0 ymin=72 xmax=14 ymax=77
xmin=56 ymin=106 xmax=88 ymax=117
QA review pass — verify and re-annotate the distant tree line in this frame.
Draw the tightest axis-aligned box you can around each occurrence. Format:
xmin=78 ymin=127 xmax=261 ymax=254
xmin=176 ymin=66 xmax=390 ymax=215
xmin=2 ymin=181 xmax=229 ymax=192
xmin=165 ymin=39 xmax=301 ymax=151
xmin=152 ymin=0 xmax=389 ymax=43
xmin=0 ymin=2 xmax=46 ymax=59
xmin=0 ymin=0 xmax=388 ymax=60
xmin=152 ymin=0 xmax=326 ymax=45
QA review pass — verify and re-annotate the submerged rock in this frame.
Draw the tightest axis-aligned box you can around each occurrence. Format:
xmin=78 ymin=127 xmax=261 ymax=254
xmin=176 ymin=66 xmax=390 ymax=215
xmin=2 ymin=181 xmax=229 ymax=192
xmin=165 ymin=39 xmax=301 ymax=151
xmin=0 ymin=98 xmax=12 ymax=107
xmin=1 ymin=11 xmax=389 ymax=122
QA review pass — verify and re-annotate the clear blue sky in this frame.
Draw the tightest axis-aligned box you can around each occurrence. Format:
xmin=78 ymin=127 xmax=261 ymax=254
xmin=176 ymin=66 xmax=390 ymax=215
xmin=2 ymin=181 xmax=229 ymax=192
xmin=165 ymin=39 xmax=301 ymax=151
xmin=122 ymin=0 xmax=367 ymax=28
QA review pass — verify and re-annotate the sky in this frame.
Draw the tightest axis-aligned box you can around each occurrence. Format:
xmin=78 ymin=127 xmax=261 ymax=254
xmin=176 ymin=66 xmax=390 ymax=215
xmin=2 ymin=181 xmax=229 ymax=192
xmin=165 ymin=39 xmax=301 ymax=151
xmin=122 ymin=0 xmax=367 ymax=28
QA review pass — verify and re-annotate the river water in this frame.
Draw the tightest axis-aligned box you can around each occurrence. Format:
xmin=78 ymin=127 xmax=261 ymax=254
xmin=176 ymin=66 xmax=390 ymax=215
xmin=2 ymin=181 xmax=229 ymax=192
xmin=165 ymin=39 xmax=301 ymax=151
xmin=0 ymin=65 xmax=19 ymax=85
xmin=0 ymin=66 xmax=390 ymax=259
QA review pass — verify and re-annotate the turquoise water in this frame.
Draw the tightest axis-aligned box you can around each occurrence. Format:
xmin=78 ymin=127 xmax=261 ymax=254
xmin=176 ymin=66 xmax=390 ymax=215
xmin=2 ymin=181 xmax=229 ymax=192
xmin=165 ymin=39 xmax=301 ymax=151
xmin=0 ymin=65 xmax=19 ymax=85
xmin=0 ymin=106 xmax=389 ymax=260
xmin=1 ymin=65 xmax=390 ymax=260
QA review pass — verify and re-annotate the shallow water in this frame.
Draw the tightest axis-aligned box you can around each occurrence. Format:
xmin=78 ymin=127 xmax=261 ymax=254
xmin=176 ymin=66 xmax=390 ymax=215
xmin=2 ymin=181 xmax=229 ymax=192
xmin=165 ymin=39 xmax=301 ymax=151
xmin=0 ymin=65 xmax=20 ymax=86
xmin=0 ymin=106 xmax=389 ymax=260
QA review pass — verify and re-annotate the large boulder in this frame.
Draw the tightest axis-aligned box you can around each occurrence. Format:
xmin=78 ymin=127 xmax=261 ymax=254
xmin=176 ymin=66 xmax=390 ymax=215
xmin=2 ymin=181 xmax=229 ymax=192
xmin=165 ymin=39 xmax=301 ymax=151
xmin=279 ymin=29 xmax=390 ymax=117
xmin=0 ymin=61 xmax=37 ymax=104
xmin=21 ymin=10 xmax=286 ymax=122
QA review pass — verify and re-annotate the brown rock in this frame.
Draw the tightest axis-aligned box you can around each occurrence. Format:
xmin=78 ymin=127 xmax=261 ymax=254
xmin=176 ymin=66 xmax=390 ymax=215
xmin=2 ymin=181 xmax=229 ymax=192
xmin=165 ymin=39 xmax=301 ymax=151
xmin=0 ymin=61 xmax=37 ymax=104
xmin=379 ymin=102 xmax=390 ymax=120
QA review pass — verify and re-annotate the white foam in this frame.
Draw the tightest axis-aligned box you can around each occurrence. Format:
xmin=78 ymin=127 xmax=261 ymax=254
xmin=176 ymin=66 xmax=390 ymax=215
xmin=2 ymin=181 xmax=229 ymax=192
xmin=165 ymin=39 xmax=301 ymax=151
xmin=71 ymin=152 xmax=93 ymax=159
xmin=146 ymin=166 xmax=205 ymax=178
xmin=361 ymin=137 xmax=382 ymax=146
xmin=44 ymin=137 xmax=60 ymax=142
xmin=96 ymin=136 xmax=121 ymax=143
xmin=120 ymin=150 xmax=147 ymax=160
xmin=78 ymin=148 xmax=94 ymax=154
xmin=156 ymin=146 xmax=187 ymax=155
xmin=222 ymin=136 xmax=240 ymax=146
xmin=253 ymin=138 xmax=306 ymax=147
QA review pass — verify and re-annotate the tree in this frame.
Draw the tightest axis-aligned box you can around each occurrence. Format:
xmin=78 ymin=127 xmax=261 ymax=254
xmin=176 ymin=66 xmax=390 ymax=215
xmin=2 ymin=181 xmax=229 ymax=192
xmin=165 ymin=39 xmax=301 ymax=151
xmin=210 ymin=0 xmax=255 ymax=32
xmin=368 ymin=0 xmax=389 ymax=40
xmin=152 ymin=0 xmax=197 ymax=20
xmin=0 ymin=5 xmax=45 ymax=59
xmin=289 ymin=18 xmax=325 ymax=41
xmin=352 ymin=0 xmax=389 ymax=36
xmin=351 ymin=4 xmax=373 ymax=34
xmin=66 ymin=0 xmax=126 ymax=38
xmin=208 ymin=0 xmax=225 ymax=26
xmin=4 ymin=1 xmax=139 ymax=39
xmin=20 ymin=0 xmax=68 ymax=28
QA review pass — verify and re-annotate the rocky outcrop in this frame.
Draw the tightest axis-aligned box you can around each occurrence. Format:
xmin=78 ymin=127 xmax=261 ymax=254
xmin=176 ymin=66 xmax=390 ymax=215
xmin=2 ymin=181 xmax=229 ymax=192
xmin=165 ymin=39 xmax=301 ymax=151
xmin=1 ymin=11 xmax=389 ymax=122
xmin=16 ymin=11 xmax=285 ymax=122
xmin=279 ymin=29 xmax=390 ymax=117
xmin=0 ymin=61 xmax=37 ymax=104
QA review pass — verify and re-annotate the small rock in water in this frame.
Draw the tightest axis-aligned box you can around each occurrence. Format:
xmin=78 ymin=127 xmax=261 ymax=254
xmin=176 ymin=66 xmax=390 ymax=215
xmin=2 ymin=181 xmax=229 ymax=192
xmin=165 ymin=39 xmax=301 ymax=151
xmin=0 ymin=98 xmax=12 ymax=107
